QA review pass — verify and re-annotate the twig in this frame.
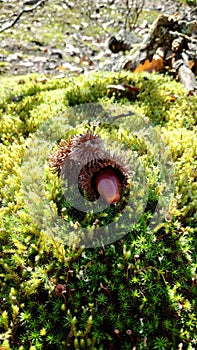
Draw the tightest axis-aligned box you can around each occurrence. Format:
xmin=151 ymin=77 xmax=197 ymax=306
xmin=169 ymin=30 xmax=197 ymax=44
xmin=0 ymin=0 xmax=47 ymax=34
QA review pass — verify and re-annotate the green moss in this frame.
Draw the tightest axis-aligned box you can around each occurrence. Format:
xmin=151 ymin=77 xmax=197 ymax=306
xmin=138 ymin=10 xmax=159 ymax=25
xmin=0 ymin=71 xmax=196 ymax=349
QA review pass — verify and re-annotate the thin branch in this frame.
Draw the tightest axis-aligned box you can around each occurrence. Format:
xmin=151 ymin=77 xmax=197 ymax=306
xmin=169 ymin=30 xmax=197 ymax=44
xmin=0 ymin=0 xmax=46 ymax=34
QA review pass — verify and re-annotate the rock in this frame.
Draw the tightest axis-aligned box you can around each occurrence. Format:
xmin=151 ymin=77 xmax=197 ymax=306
xmin=108 ymin=32 xmax=141 ymax=53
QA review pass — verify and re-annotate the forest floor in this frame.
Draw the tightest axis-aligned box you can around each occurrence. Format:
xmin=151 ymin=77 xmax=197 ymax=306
xmin=0 ymin=0 xmax=196 ymax=77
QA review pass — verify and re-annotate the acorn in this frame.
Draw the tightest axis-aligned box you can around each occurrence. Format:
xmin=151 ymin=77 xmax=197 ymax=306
xmin=94 ymin=167 xmax=121 ymax=205
xmin=49 ymin=132 xmax=129 ymax=206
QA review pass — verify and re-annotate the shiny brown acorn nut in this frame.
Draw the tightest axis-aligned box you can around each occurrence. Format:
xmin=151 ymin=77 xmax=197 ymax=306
xmin=94 ymin=168 xmax=121 ymax=205
xmin=78 ymin=157 xmax=129 ymax=205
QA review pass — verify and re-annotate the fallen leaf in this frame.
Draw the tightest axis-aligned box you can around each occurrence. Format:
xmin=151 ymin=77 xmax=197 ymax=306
xmin=107 ymin=82 xmax=140 ymax=100
xmin=79 ymin=55 xmax=94 ymax=66
xmin=122 ymin=82 xmax=140 ymax=94
xmin=189 ymin=60 xmax=195 ymax=69
xmin=134 ymin=58 xmax=164 ymax=73
xmin=107 ymin=84 xmax=126 ymax=91
xmin=58 ymin=63 xmax=83 ymax=73
xmin=166 ymin=94 xmax=177 ymax=102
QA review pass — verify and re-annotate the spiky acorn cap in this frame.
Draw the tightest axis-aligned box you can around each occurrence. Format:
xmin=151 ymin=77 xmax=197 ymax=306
xmin=48 ymin=138 xmax=74 ymax=176
xmin=69 ymin=132 xmax=105 ymax=166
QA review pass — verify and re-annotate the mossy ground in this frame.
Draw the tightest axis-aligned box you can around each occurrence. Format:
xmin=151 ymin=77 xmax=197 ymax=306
xmin=0 ymin=70 xmax=196 ymax=349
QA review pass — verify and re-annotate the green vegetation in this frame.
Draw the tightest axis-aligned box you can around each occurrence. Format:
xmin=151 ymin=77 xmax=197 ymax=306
xmin=182 ymin=0 xmax=196 ymax=5
xmin=0 ymin=71 xmax=196 ymax=349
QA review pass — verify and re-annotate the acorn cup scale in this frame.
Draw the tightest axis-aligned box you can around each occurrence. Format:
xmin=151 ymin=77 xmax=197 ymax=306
xmin=49 ymin=132 xmax=129 ymax=209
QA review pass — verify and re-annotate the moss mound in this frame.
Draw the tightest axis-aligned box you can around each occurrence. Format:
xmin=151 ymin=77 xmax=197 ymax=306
xmin=0 ymin=71 xmax=196 ymax=350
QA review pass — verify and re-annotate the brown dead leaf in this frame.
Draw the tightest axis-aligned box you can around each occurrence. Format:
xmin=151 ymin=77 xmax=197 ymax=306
xmin=122 ymin=82 xmax=140 ymax=94
xmin=166 ymin=94 xmax=177 ymax=102
xmin=79 ymin=55 xmax=94 ymax=66
xmin=134 ymin=58 xmax=164 ymax=73
xmin=189 ymin=60 xmax=195 ymax=70
xmin=107 ymin=82 xmax=140 ymax=100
